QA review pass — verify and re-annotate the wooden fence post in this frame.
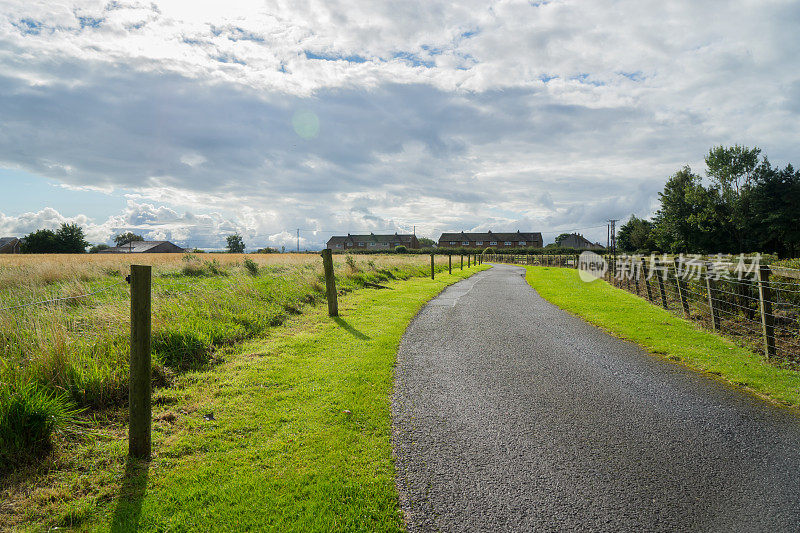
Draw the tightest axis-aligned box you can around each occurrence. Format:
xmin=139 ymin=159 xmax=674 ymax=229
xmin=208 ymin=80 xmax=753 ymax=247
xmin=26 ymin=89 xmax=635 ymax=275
xmin=673 ymin=259 xmax=690 ymax=317
xmin=468 ymin=254 xmax=471 ymax=268
xmin=449 ymin=254 xmax=452 ymax=274
xmin=461 ymin=254 xmax=463 ymax=270
xmin=321 ymin=249 xmax=338 ymax=317
xmin=431 ymin=253 xmax=435 ymax=280
xmin=756 ymin=265 xmax=777 ymax=359
xmin=656 ymin=262 xmax=668 ymax=309
xmin=705 ymin=272 xmax=721 ymax=332
xmin=129 ymin=264 xmax=152 ymax=460
xmin=642 ymin=259 xmax=653 ymax=302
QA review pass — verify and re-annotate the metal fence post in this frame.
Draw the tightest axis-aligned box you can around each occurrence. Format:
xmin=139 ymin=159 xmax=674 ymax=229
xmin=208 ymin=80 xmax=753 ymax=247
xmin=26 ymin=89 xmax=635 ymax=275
xmin=757 ymin=265 xmax=776 ymax=359
xmin=321 ymin=249 xmax=338 ymax=317
xmin=129 ymin=264 xmax=152 ymax=460
xmin=461 ymin=254 xmax=463 ymax=270
xmin=673 ymin=259 xmax=690 ymax=317
xmin=449 ymin=254 xmax=452 ymax=274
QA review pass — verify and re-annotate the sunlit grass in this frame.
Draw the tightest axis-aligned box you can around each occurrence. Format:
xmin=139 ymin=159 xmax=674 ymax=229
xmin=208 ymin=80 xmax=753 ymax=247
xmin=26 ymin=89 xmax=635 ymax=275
xmin=525 ymin=266 xmax=800 ymax=407
xmin=0 ymin=253 xmax=456 ymax=469
xmin=0 ymin=257 xmax=487 ymax=530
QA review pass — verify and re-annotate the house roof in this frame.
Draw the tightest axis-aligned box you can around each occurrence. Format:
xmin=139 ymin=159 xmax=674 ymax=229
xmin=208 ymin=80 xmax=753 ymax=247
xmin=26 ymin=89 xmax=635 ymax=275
xmin=438 ymin=231 xmax=542 ymax=242
xmin=0 ymin=237 xmax=19 ymax=248
xmin=327 ymin=233 xmax=416 ymax=245
xmin=559 ymin=233 xmax=602 ymax=248
xmin=100 ymin=240 xmax=183 ymax=253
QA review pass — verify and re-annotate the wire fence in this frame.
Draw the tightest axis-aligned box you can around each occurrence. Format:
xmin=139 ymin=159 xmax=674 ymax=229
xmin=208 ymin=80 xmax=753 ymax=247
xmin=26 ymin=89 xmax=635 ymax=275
xmin=485 ymin=253 xmax=800 ymax=365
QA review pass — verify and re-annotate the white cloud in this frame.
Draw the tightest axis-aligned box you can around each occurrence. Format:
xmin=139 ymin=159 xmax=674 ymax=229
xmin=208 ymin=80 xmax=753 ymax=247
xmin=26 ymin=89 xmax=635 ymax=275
xmin=0 ymin=0 xmax=798 ymax=247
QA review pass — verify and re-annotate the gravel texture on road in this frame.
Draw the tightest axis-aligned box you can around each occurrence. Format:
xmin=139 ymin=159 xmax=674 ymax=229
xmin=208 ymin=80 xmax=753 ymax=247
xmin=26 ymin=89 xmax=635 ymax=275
xmin=392 ymin=264 xmax=800 ymax=532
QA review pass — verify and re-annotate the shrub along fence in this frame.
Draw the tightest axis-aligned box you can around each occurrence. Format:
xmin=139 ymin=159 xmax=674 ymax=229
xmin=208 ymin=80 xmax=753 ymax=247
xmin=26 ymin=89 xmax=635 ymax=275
xmin=485 ymin=253 xmax=800 ymax=365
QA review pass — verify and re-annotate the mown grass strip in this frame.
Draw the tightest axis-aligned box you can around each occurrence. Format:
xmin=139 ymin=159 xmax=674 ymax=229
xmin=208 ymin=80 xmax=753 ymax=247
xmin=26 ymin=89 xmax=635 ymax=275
xmin=525 ymin=267 xmax=800 ymax=407
xmin=69 ymin=265 xmax=488 ymax=532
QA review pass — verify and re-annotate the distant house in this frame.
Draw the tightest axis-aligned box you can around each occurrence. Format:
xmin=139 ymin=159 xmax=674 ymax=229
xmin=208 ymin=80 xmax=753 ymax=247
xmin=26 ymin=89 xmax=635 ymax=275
xmin=326 ymin=233 xmax=420 ymax=251
xmin=99 ymin=240 xmax=185 ymax=254
xmin=0 ymin=237 xmax=20 ymax=254
xmin=557 ymin=233 xmax=604 ymax=250
xmin=437 ymin=230 xmax=543 ymax=249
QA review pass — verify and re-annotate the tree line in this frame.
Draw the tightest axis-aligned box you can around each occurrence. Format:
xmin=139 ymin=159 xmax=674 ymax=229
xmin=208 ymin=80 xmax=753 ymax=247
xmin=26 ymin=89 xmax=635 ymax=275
xmin=618 ymin=145 xmax=800 ymax=257
xmin=16 ymin=227 xmax=273 ymax=254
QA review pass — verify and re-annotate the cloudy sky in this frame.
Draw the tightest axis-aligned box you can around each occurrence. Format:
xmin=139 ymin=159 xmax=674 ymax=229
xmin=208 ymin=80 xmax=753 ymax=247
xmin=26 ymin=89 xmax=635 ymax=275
xmin=1 ymin=0 xmax=798 ymax=249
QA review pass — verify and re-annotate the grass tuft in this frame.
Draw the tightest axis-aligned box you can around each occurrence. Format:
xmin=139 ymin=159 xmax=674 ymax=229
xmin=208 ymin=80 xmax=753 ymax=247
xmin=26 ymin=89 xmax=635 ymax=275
xmin=0 ymin=383 xmax=79 ymax=471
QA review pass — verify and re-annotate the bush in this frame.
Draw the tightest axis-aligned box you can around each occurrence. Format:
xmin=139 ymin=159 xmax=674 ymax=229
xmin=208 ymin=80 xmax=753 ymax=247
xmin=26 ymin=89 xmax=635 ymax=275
xmin=0 ymin=383 xmax=78 ymax=470
xmin=395 ymin=245 xmax=407 ymax=253
xmin=243 ymin=258 xmax=259 ymax=276
xmin=345 ymin=255 xmax=358 ymax=272
xmin=482 ymin=247 xmax=496 ymax=255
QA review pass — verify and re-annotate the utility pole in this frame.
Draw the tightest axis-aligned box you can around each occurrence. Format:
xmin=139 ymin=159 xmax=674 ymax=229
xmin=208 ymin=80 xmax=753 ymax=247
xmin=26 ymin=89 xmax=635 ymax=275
xmin=296 ymin=228 xmax=300 ymax=253
xmin=607 ymin=219 xmax=618 ymax=277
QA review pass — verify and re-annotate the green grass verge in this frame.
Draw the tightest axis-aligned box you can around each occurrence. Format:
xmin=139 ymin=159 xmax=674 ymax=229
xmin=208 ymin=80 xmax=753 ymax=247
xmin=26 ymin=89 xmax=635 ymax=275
xmin=17 ymin=264 xmax=487 ymax=532
xmin=525 ymin=267 xmax=800 ymax=407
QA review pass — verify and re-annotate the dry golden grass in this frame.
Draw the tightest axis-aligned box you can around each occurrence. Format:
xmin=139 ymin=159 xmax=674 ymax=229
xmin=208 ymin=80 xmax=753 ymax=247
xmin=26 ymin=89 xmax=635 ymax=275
xmin=0 ymin=252 xmax=451 ymax=408
xmin=0 ymin=252 xmax=447 ymax=290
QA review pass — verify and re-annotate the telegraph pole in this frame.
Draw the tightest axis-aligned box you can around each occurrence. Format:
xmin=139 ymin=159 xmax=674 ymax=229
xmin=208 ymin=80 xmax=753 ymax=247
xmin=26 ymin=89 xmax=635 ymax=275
xmin=296 ymin=228 xmax=300 ymax=253
xmin=607 ymin=219 xmax=618 ymax=277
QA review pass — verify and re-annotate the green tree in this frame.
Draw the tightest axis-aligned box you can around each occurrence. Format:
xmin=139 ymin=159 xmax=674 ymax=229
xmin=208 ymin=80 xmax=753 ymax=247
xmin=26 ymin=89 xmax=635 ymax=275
xmin=417 ymin=237 xmax=436 ymax=248
xmin=113 ymin=232 xmax=144 ymax=247
xmin=21 ymin=223 xmax=88 ymax=253
xmin=89 ymin=243 xmax=111 ymax=253
xmin=705 ymin=145 xmax=763 ymax=252
xmin=56 ymin=223 xmax=89 ymax=253
xmin=617 ymin=216 xmax=655 ymax=252
xmin=748 ymin=162 xmax=800 ymax=257
xmin=652 ymin=166 xmax=720 ymax=253
xmin=226 ymin=234 xmax=246 ymax=253
xmin=554 ymin=233 xmax=571 ymax=246
xmin=21 ymin=229 xmax=59 ymax=253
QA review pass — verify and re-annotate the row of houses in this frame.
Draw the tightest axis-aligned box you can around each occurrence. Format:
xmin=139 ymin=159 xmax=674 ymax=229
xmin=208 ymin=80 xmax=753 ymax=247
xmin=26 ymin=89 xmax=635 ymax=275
xmin=3 ymin=232 xmax=603 ymax=254
xmin=325 ymin=231 xmax=602 ymax=250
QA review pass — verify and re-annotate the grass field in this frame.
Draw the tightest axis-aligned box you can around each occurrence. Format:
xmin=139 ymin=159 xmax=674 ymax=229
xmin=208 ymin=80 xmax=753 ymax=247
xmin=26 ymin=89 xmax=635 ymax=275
xmin=0 ymin=252 xmax=485 ymax=530
xmin=525 ymin=266 xmax=800 ymax=407
xmin=0 ymin=253 xmax=460 ymax=473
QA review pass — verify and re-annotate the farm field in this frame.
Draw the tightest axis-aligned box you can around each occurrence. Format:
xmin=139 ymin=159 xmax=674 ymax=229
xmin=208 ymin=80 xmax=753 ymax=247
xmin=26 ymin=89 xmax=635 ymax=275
xmin=0 ymin=252 xmax=482 ymax=530
xmin=525 ymin=266 xmax=800 ymax=408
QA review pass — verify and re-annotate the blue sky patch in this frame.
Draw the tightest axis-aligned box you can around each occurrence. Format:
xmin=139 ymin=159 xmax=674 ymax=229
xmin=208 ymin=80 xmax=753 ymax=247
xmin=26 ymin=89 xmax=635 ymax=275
xmin=304 ymin=51 xmax=368 ymax=63
xmin=619 ymin=71 xmax=646 ymax=82
xmin=393 ymin=51 xmax=435 ymax=68
xmin=13 ymin=18 xmax=43 ymax=35
xmin=77 ymin=16 xmax=103 ymax=29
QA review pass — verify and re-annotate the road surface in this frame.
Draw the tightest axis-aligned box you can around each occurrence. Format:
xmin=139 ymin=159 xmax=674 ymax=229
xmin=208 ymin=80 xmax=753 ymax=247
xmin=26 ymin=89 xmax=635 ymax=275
xmin=392 ymin=264 xmax=800 ymax=532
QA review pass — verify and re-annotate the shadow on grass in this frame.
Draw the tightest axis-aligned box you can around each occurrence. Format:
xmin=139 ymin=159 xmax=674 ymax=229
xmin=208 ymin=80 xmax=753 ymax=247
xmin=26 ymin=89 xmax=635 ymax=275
xmin=333 ymin=317 xmax=371 ymax=340
xmin=111 ymin=456 xmax=149 ymax=532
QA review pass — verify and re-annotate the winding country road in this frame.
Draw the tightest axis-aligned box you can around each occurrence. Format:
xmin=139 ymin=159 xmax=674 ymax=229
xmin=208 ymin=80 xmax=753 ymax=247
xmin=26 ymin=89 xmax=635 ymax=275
xmin=392 ymin=264 xmax=800 ymax=532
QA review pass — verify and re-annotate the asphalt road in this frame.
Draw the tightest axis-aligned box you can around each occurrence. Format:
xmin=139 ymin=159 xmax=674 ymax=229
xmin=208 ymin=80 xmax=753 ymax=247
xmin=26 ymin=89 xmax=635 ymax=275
xmin=392 ymin=264 xmax=800 ymax=532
